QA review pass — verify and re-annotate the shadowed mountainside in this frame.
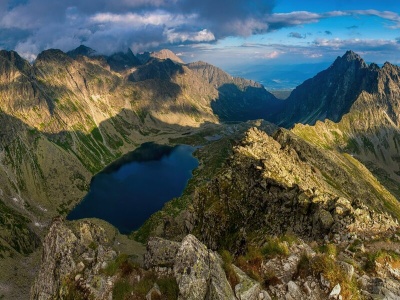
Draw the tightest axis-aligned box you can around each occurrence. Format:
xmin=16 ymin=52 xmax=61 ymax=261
xmin=0 ymin=45 xmax=284 ymax=298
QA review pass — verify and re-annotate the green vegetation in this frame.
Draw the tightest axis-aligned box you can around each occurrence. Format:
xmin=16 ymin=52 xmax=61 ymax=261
xmin=103 ymin=254 xmax=131 ymax=276
xmin=100 ymin=252 xmax=179 ymax=299
xmin=295 ymin=252 xmax=311 ymax=279
xmin=112 ymin=279 xmax=132 ymax=300
xmin=348 ymin=239 xmax=363 ymax=253
xmin=318 ymin=243 xmax=337 ymax=257
xmin=220 ymin=250 xmax=239 ymax=288
xmin=361 ymin=136 xmax=377 ymax=157
xmin=345 ymin=138 xmax=360 ymax=154
xmin=234 ymin=236 xmax=295 ymax=284
xmin=0 ymin=199 xmax=40 ymax=256
xmin=61 ymin=276 xmax=90 ymax=300
xmin=310 ymin=254 xmax=360 ymax=299
xmin=261 ymin=237 xmax=290 ymax=258
xmin=236 ymin=245 xmax=264 ymax=282
xmin=136 ymin=108 xmax=148 ymax=123
xmin=364 ymin=250 xmax=400 ymax=272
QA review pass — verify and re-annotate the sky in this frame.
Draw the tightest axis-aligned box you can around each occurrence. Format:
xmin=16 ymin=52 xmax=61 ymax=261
xmin=1 ymin=0 xmax=400 ymax=72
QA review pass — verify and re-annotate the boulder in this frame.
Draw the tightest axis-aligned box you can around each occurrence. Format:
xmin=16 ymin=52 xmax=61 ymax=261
xmin=337 ymin=261 xmax=354 ymax=280
xmin=144 ymin=237 xmax=180 ymax=269
xmin=329 ymin=284 xmax=341 ymax=299
xmin=315 ymin=209 xmax=334 ymax=231
xmin=173 ymin=234 xmax=235 ymax=300
xmin=286 ymin=281 xmax=303 ymax=299
xmin=232 ymin=264 xmax=262 ymax=300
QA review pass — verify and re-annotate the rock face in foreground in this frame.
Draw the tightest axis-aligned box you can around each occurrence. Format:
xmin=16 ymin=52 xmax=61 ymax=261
xmin=173 ymin=235 xmax=235 ymax=300
xmin=31 ymin=218 xmax=117 ymax=300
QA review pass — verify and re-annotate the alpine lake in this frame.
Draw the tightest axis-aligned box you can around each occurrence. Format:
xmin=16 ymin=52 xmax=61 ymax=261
xmin=67 ymin=143 xmax=199 ymax=234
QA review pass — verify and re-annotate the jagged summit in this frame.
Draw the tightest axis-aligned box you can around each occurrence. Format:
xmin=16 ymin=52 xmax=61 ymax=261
xmin=330 ymin=49 xmax=368 ymax=70
xmin=35 ymin=48 xmax=72 ymax=63
xmin=106 ymin=48 xmax=141 ymax=71
xmin=151 ymin=49 xmax=184 ymax=64
xmin=67 ymin=45 xmax=96 ymax=58
xmin=137 ymin=49 xmax=184 ymax=64
xmin=276 ymin=50 xmax=376 ymax=127
xmin=341 ymin=49 xmax=363 ymax=61
xmin=0 ymin=49 xmax=31 ymax=72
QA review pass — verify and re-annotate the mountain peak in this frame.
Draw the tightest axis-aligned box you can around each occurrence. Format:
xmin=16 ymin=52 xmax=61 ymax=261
xmin=342 ymin=50 xmax=361 ymax=61
xmin=36 ymin=49 xmax=70 ymax=62
xmin=67 ymin=45 xmax=96 ymax=58
xmin=277 ymin=50 xmax=372 ymax=127
xmin=330 ymin=50 xmax=367 ymax=70
xmin=151 ymin=49 xmax=184 ymax=64
xmin=0 ymin=49 xmax=31 ymax=72
xmin=106 ymin=49 xmax=141 ymax=71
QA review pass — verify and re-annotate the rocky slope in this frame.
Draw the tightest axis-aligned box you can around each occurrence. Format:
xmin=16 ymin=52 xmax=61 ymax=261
xmin=0 ymin=46 xmax=282 ymax=297
xmin=276 ymin=51 xmax=377 ymax=127
xmin=137 ymin=49 xmax=185 ymax=64
xmin=187 ymin=61 xmax=280 ymax=122
xmin=290 ymin=54 xmax=400 ymax=202
xmin=139 ymin=127 xmax=400 ymax=299
xmin=26 ymin=50 xmax=400 ymax=299
xmin=31 ymin=126 xmax=400 ymax=299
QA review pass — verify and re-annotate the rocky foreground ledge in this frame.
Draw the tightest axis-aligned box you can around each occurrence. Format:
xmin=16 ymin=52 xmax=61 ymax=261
xmin=31 ymin=217 xmax=400 ymax=300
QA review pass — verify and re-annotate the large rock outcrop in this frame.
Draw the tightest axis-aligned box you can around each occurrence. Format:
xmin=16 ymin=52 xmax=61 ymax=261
xmin=173 ymin=234 xmax=235 ymax=300
xmin=31 ymin=218 xmax=117 ymax=300
xmin=185 ymin=127 xmax=398 ymax=251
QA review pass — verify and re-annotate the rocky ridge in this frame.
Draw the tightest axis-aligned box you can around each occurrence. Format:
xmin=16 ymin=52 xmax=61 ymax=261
xmin=131 ymin=126 xmax=400 ymax=299
xmin=148 ymin=127 xmax=399 ymax=249
xmin=32 ymin=210 xmax=400 ymax=299
xmin=0 ymin=46 xmax=278 ymax=297
xmin=3 ymin=48 xmax=400 ymax=299
xmin=291 ymin=55 xmax=400 ymax=201
xmin=276 ymin=50 xmax=377 ymax=127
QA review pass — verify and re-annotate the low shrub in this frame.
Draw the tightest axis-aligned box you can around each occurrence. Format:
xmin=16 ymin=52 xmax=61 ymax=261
xmin=113 ymin=279 xmax=132 ymax=300
xmin=261 ymin=238 xmax=289 ymax=258
xmin=220 ymin=250 xmax=240 ymax=288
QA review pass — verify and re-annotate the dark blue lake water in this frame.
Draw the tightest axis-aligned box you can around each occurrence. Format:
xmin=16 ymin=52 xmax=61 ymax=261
xmin=67 ymin=143 xmax=198 ymax=234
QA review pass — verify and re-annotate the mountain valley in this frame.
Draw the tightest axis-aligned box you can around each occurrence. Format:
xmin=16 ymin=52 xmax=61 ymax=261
xmin=0 ymin=47 xmax=400 ymax=299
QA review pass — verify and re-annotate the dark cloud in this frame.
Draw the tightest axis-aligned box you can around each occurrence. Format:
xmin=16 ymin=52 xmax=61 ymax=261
xmin=0 ymin=28 xmax=30 ymax=50
xmin=288 ymin=32 xmax=306 ymax=39
xmin=325 ymin=30 xmax=332 ymax=35
xmin=2 ymin=1 xmax=400 ymax=62
xmin=1 ymin=0 xmax=278 ymax=58
xmin=346 ymin=25 xmax=358 ymax=29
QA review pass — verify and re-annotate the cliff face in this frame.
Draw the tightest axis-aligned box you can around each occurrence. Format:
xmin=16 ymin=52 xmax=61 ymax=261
xmin=277 ymin=51 xmax=377 ymax=127
xmin=292 ymin=61 xmax=400 ymax=202
xmin=188 ymin=61 xmax=280 ymax=122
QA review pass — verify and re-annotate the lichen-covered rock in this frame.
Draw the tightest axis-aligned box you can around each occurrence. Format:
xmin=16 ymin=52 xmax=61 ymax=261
xmin=173 ymin=234 xmax=235 ymax=300
xmin=31 ymin=218 xmax=78 ymax=300
xmin=144 ymin=237 xmax=180 ymax=269
xmin=337 ymin=261 xmax=354 ymax=280
xmin=30 ymin=218 xmax=117 ymax=300
xmin=232 ymin=264 xmax=261 ymax=300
